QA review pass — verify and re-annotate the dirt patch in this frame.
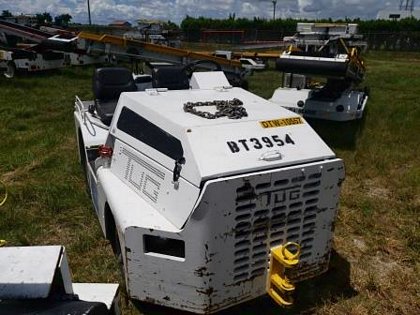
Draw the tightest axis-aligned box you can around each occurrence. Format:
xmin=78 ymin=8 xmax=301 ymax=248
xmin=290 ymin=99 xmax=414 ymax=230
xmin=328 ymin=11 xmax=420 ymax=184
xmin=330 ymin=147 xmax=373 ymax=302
xmin=353 ymin=238 xmax=368 ymax=252
xmin=370 ymin=253 xmax=399 ymax=284
xmin=364 ymin=179 xmax=391 ymax=200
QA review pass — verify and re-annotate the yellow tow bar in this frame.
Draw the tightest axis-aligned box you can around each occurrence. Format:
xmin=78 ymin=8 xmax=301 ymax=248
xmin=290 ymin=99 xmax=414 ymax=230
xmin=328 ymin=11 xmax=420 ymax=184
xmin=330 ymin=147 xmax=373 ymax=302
xmin=266 ymin=242 xmax=301 ymax=306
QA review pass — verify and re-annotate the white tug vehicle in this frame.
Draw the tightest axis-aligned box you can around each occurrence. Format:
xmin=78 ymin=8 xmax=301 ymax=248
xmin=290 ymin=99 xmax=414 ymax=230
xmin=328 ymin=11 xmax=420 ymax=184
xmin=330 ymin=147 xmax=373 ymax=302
xmin=270 ymin=23 xmax=368 ymax=121
xmin=74 ymin=63 xmax=345 ymax=314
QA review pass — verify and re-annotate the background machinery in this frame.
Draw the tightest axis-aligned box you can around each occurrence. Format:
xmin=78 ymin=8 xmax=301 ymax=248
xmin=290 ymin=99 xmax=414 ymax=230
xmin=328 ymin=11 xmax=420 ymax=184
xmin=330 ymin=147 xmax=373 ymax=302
xmin=270 ymin=23 xmax=368 ymax=121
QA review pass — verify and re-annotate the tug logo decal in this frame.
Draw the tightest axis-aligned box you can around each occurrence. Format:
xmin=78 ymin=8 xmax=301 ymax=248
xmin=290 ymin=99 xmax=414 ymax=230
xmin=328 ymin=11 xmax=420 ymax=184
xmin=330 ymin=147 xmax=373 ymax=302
xmin=259 ymin=186 xmax=301 ymax=207
xmin=259 ymin=117 xmax=303 ymax=128
xmin=122 ymin=148 xmax=165 ymax=203
xmin=227 ymin=134 xmax=295 ymax=153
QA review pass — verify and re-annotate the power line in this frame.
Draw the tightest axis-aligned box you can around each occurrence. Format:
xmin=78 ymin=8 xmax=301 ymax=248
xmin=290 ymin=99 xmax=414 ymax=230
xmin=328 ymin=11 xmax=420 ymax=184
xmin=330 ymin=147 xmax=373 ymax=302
xmin=399 ymin=0 xmax=415 ymax=12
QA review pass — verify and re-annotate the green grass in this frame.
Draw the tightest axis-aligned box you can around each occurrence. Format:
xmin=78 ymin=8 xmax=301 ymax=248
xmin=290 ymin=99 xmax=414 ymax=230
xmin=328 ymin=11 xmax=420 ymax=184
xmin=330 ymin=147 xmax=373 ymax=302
xmin=0 ymin=51 xmax=419 ymax=314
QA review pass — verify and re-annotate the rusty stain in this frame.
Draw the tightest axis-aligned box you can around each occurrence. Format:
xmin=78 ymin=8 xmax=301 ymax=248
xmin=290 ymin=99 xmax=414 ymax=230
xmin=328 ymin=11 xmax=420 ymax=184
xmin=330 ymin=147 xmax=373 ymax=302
xmin=196 ymin=287 xmax=215 ymax=296
xmin=204 ymin=243 xmax=212 ymax=264
xmin=163 ymin=296 xmax=170 ymax=301
xmin=195 ymin=266 xmax=215 ymax=278
xmin=195 ymin=266 xmax=207 ymax=277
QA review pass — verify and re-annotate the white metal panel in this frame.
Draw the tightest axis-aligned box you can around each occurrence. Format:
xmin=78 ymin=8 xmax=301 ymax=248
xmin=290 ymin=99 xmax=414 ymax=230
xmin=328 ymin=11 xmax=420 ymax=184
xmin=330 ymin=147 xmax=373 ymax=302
xmin=270 ymin=88 xmax=367 ymax=121
xmin=270 ymin=87 xmax=311 ymax=108
xmin=123 ymin=158 xmax=345 ymax=313
xmin=190 ymin=71 xmax=230 ymax=89
xmin=186 ymin=119 xmax=335 ymax=182
xmin=0 ymin=246 xmax=73 ymax=299
xmin=111 ymin=88 xmax=299 ymax=136
xmin=97 ymin=166 xmax=179 ymax=233
xmin=110 ymin=139 xmax=200 ymax=229
xmin=110 ymin=89 xmax=334 ymax=186
xmin=14 ymin=54 xmax=65 ymax=72
xmin=72 ymin=283 xmax=119 ymax=311
xmin=58 ymin=247 xmax=74 ymax=295
xmin=280 ymin=53 xmax=348 ymax=63
xmin=304 ymin=90 xmax=367 ymax=121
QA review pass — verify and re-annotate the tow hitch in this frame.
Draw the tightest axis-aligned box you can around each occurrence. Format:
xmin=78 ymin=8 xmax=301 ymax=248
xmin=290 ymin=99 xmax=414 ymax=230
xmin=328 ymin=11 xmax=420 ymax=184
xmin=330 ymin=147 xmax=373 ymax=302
xmin=267 ymin=242 xmax=301 ymax=306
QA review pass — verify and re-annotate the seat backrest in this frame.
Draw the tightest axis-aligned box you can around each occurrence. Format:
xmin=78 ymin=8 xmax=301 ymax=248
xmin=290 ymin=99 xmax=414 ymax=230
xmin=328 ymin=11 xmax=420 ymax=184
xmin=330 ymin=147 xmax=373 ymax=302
xmin=151 ymin=66 xmax=189 ymax=90
xmin=93 ymin=67 xmax=137 ymax=100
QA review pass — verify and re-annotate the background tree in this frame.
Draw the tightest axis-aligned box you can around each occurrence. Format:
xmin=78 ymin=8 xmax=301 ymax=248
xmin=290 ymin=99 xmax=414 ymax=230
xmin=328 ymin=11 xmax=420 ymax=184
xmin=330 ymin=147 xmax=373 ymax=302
xmin=36 ymin=12 xmax=53 ymax=25
xmin=1 ymin=10 xmax=13 ymax=17
xmin=54 ymin=13 xmax=72 ymax=27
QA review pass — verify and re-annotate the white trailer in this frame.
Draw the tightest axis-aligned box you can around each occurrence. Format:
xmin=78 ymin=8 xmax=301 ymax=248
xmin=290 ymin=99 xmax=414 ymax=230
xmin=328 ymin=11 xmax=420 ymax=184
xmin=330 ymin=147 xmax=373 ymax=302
xmin=74 ymin=66 xmax=345 ymax=313
xmin=0 ymin=48 xmax=65 ymax=78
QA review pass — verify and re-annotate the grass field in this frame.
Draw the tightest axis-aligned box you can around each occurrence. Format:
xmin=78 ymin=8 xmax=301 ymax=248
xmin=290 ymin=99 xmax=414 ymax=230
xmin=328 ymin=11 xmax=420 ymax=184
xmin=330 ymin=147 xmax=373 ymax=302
xmin=0 ymin=51 xmax=419 ymax=314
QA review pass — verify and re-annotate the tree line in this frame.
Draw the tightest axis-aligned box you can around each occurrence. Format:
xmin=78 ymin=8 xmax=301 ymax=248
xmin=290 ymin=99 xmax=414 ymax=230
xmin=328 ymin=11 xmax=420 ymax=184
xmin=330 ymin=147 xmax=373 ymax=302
xmin=180 ymin=15 xmax=420 ymax=33
xmin=180 ymin=16 xmax=420 ymax=50
xmin=1 ymin=10 xmax=72 ymax=27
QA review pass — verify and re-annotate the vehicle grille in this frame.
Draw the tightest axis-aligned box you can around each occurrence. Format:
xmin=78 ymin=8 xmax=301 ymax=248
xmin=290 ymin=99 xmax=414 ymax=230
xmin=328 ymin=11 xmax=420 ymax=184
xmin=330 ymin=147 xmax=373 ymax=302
xmin=232 ymin=170 xmax=323 ymax=283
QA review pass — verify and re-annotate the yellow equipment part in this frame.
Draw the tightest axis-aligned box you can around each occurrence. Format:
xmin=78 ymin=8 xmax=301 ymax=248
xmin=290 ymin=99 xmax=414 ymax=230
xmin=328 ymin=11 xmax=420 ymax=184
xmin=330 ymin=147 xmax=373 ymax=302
xmin=0 ymin=180 xmax=7 ymax=207
xmin=77 ymin=32 xmax=242 ymax=69
xmin=267 ymin=242 xmax=301 ymax=307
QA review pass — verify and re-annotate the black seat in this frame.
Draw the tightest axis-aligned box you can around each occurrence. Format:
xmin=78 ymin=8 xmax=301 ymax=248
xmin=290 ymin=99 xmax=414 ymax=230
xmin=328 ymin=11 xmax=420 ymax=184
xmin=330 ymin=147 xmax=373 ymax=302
xmin=151 ymin=66 xmax=189 ymax=90
xmin=93 ymin=67 xmax=137 ymax=125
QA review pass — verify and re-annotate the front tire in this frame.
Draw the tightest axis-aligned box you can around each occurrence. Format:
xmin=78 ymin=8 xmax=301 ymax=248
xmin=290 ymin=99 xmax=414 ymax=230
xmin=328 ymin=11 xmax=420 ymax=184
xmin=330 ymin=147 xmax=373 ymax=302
xmin=106 ymin=210 xmax=125 ymax=274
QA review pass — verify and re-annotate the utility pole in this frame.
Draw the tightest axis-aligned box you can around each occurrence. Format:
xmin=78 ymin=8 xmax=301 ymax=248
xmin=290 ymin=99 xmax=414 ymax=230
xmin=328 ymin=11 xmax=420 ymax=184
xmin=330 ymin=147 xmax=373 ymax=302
xmin=259 ymin=0 xmax=278 ymax=20
xmin=87 ymin=0 xmax=92 ymax=25
xmin=272 ymin=0 xmax=277 ymax=20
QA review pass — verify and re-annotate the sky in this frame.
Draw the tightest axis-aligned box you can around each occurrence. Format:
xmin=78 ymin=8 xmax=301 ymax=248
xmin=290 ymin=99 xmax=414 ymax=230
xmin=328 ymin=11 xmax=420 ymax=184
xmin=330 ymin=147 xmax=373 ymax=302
xmin=0 ymin=0 xmax=417 ymax=25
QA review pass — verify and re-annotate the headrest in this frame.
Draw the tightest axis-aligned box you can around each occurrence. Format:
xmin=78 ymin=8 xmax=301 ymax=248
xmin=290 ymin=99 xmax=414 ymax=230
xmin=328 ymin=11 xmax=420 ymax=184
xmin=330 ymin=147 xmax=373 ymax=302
xmin=151 ymin=66 xmax=189 ymax=90
xmin=93 ymin=67 xmax=137 ymax=100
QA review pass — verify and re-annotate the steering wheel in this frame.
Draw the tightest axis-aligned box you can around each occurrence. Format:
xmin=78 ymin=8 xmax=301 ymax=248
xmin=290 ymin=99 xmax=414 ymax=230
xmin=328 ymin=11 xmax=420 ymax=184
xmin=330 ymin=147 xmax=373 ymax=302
xmin=183 ymin=60 xmax=222 ymax=77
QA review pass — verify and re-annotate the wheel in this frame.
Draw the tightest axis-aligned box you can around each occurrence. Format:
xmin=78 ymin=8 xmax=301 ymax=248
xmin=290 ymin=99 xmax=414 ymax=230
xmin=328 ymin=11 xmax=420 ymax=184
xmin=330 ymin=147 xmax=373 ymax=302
xmin=107 ymin=211 xmax=124 ymax=267
xmin=3 ymin=61 xmax=16 ymax=79
xmin=106 ymin=210 xmax=128 ymax=307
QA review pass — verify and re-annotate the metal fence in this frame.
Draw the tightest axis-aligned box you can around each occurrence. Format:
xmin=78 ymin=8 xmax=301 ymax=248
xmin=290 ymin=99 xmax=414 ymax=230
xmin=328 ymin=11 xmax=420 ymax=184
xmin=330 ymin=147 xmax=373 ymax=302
xmin=185 ymin=30 xmax=420 ymax=51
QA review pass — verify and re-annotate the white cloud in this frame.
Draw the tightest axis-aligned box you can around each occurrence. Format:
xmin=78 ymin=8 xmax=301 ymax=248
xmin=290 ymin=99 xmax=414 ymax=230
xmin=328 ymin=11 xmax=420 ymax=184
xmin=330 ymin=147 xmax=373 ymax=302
xmin=0 ymin=0 xmax=416 ymax=24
